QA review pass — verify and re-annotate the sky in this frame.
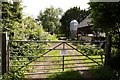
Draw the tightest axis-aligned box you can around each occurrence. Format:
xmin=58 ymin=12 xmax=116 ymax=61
xmin=22 ymin=0 xmax=90 ymax=18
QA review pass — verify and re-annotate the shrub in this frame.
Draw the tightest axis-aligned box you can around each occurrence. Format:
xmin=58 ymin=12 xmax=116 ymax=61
xmin=2 ymin=70 xmax=25 ymax=80
xmin=77 ymin=44 xmax=104 ymax=56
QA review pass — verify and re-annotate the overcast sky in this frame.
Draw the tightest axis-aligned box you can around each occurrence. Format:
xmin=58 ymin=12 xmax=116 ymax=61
xmin=22 ymin=0 xmax=90 ymax=18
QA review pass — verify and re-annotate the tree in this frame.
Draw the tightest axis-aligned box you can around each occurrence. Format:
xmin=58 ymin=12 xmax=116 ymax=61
xmin=89 ymin=2 xmax=120 ymax=66
xmin=37 ymin=7 xmax=63 ymax=34
xmin=60 ymin=7 xmax=89 ymax=38
xmin=1 ymin=1 xmax=23 ymax=39
xmin=13 ymin=16 xmax=57 ymax=40
xmin=89 ymin=2 xmax=120 ymax=49
xmin=89 ymin=2 xmax=120 ymax=33
xmin=1 ymin=1 xmax=58 ymax=78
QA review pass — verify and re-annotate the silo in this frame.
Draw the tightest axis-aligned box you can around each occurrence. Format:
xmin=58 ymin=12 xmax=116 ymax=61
xmin=70 ymin=20 xmax=78 ymax=40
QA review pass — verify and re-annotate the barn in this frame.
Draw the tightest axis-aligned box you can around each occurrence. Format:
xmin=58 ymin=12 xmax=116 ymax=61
xmin=77 ymin=15 xmax=105 ymax=42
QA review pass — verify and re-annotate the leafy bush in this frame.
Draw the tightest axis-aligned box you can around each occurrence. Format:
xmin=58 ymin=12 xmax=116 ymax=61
xmin=111 ymin=47 xmax=119 ymax=56
xmin=2 ymin=70 xmax=25 ymax=80
xmin=77 ymin=43 xmax=104 ymax=55
xmin=8 ymin=17 xmax=58 ymax=79
xmin=2 ymin=2 xmax=58 ymax=79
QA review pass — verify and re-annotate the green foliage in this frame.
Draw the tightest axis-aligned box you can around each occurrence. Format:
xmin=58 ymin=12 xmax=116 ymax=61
xmin=89 ymin=2 xmax=120 ymax=33
xmin=48 ymin=70 xmax=84 ymax=79
xmin=12 ymin=17 xmax=57 ymax=40
xmin=1 ymin=1 xmax=23 ymax=38
xmin=37 ymin=7 xmax=63 ymax=34
xmin=77 ymin=43 xmax=104 ymax=55
xmin=89 ymin=2 xmax=120 ymax=67
xmin=9 ymin=16 xmax=57 ymax=61
xmin=112 ymin=34 xmax=120 ymax=55
xmin=111 ymin=47 xmax=118 ymax=56
xmin=2 ymin=70 xmax=25 ymax=80
xmin=60 ymin=7 xmax=90 ymax=38
xmin=1 ymin=1 xmax=58 ymax=79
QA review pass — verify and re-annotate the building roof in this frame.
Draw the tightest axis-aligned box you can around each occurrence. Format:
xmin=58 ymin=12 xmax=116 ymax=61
xmin=78 ymin=15 xmax=93 ymax=28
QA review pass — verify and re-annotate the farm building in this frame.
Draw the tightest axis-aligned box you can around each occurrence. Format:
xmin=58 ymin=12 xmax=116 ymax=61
xmin=77 ymin=15 xmax=105 ymax=42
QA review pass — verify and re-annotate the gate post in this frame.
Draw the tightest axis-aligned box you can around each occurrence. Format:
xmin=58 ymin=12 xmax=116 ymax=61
xmin=2 ymin=32 xmax=9 ymax=75
xmin=104 ymin=34 xmax=111 ymax=66
xmin=0 ymin=32 xmax=2 ymax=76
xmin=62 ymin=42 xmax=65 ymax=71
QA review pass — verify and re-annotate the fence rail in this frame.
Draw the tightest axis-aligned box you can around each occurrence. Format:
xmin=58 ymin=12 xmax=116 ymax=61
xmin=10 ymin=56 xmax=104 ymax=58
xmin=10 ymin=57 xmax=103 ymax=62
xmin=8 ymin=40 xmax=92 ymax=43
xmin=10 ymin=61 xmax=102 ymax=67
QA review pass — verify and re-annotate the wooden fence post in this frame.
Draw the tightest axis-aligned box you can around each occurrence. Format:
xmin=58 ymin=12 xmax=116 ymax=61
xmin=2 ymin=33 xmax=8 ymax=75
xmin=104 ymin=33 xmax=111 ymax=66
xmin=0 ymin=32 xmax=2 ymax=76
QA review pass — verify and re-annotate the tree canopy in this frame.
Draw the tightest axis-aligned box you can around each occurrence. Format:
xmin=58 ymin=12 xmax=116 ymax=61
xmin=1 ymin=1 xmax=23 ymax=39
xmin=37 ymin=7 xmax=63 ymax=34
xmin=89 ymin=2 xmax=120 ymax=63
xmin=1 ymin=1 xmax=57 ymax=40
xmin=89 ymin=2 xmax=120 ymax=33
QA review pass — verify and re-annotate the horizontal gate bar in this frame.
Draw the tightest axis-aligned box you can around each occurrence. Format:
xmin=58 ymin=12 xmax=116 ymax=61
xmin=27 ymin=67 xmax=63 ymax=71
xmin=9 ymin=40 xmax=91 ymax=43
xmin=24 ymin=70 xmax=90 ymax=75
xmin=28 ymin=65 xmax=97 ymax=71
xmin=10 ymin=55 xmax=85 ymax=58
xmin=64 ymin=65 xmax=98 ymax=69
xmin=23 ymin=65 xmax=98 ymax=72
xmin=10 ymin=58 xmax=102 ymax=62
xmin=9 ymin=48 xmax=74 ymax=51
xmin=10 ymin=61 xmax=101 ymax=67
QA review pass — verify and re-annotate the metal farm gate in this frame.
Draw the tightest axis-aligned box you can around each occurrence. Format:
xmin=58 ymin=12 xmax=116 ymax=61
xmin=7 ymin=40 xmax=104 ymax=78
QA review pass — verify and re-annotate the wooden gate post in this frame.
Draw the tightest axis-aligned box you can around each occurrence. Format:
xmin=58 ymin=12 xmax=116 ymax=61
xmin=104 ymin=33 xmax=111 ymax=66
xmin=2 ymin=32 xmax=8 ymax=75
xmin=62 ymin=42 xmax=65 ymax=71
